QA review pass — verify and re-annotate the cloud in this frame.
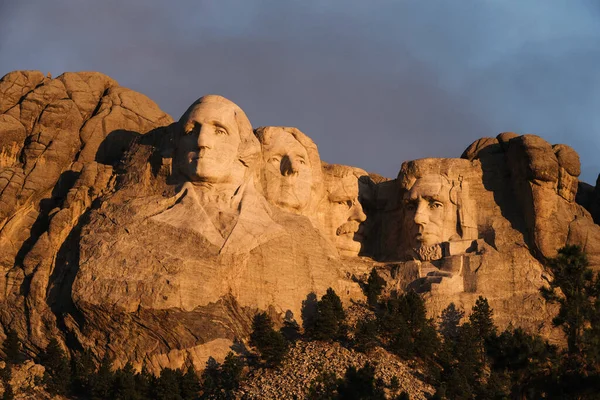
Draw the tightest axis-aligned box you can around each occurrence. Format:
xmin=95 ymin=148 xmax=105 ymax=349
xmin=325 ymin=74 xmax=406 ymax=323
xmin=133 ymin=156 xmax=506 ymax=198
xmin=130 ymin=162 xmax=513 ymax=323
xmin=1 ymin=0 xmax=598 ymax=182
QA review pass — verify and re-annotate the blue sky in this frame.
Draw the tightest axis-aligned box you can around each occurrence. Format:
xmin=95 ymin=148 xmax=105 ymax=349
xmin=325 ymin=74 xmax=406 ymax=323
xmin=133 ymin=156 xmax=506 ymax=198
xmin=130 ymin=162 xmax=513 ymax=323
xmin=1 ymin=0 xmax=599 ymax=182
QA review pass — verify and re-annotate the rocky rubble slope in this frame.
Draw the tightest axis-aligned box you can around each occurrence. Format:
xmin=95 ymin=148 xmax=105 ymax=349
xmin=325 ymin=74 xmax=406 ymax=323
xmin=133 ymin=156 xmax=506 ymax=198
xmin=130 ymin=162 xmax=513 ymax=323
xmin=237 ymin=341 xmax=434 ymax=399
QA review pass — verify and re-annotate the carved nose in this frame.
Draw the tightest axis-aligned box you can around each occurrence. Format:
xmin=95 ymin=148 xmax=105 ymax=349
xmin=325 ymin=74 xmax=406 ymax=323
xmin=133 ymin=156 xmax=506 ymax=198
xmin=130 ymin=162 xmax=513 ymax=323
xmin=350 ymin=202 xmax=367 ymax=223
xmin=413 ymin=201 xmax=429 ymax=225
xmin=197 ymin=126 xmax=214 ymax=149
xmin=280 ymin=155 xmax=299 ymax=176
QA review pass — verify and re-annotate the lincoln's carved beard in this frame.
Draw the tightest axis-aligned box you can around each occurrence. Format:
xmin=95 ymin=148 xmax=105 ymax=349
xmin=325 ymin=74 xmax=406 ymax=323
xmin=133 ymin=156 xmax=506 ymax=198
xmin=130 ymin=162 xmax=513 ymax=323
xmin=412 ymin=242 xmax=443 ymax=261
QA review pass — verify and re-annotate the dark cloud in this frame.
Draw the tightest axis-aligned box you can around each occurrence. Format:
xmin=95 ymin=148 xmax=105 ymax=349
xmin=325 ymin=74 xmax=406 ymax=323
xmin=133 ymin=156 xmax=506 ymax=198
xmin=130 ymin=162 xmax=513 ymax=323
xmin=1 ymin=0 xmax=598 ymax=182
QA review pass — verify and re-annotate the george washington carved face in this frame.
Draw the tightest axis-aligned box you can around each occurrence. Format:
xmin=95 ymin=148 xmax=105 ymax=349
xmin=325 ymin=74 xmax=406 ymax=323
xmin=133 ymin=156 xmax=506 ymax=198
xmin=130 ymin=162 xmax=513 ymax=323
xmin=177 ymin=101 xmax=241 ymax=184
xmin=175 ymin=95 xmax=258 ymax=187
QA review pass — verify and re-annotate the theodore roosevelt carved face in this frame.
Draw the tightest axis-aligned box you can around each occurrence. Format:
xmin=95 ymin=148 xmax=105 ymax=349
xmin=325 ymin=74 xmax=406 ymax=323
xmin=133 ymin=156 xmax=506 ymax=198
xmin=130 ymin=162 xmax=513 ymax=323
xmin=321 ymin=164 xmax=368 ymax=257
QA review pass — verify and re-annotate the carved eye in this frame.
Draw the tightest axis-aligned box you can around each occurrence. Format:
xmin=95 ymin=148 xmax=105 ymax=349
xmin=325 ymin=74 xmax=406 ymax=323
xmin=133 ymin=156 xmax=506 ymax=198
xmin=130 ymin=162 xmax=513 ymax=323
xmin=430 ymin=201 xmax=443 ymax=209
xmin=215 ymin=127 xmax=228 ymax=136
xmin=336 ymin=200 xmax=352 ymax=209
xmin=405 ymin=202 xmax=416 ymax=211
xmin=298 ymin=158 xmax=307 ymax=165
xmin=269 ymin=156 xmax=281 ymax=163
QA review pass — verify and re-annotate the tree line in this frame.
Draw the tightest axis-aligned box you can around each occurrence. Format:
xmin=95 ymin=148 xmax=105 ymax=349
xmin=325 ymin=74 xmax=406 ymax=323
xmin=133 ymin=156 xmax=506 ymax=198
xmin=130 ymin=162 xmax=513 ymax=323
xmin=0 ymin=245 xmax=599 ymax=399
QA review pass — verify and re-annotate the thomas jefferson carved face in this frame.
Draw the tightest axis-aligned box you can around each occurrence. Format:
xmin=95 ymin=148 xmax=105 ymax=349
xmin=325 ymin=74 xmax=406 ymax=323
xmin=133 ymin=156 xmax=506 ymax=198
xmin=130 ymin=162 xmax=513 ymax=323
xmin=403 ymin=174 xmax=457 ymax=249
xmin=261 ymin=129 xmax=313 ymax=212
xmin=177 ymin=101 xmax=242 ymax=184
xmin=323 ymin=165 xmax=367 ymax=257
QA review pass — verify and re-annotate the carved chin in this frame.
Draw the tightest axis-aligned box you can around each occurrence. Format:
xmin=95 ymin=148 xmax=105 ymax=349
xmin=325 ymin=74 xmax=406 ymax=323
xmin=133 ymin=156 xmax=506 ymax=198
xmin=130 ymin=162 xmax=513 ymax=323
xmin=276 ymin=192 xmax=301 ymax=210
xmin=335 ymin=233 xmax=362 ymax=256
xmin=269 ymin=186 xmax=309 ymax=212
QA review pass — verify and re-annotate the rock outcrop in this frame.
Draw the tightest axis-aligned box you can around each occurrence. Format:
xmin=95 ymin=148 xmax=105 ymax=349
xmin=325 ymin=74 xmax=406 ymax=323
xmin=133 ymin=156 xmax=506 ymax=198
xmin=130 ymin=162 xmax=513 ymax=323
xmin=0 ymin=70 xmax=598 ymax=374
xmin=0 ymin=70 xmax=171 ymax=361
xmin=0 ymin=360 xmax=50 ymax=400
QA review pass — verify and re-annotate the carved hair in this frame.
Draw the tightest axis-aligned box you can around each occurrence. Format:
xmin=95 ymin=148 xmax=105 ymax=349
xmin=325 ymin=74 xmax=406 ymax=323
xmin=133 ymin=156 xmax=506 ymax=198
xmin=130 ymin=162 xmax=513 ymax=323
xmin=322 ymin=163 xmax=367 ymax=181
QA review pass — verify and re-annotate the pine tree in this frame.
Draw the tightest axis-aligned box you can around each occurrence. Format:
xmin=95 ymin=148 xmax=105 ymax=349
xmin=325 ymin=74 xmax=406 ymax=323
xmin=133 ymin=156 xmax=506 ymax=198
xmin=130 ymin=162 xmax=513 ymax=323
xmin=486 ymin=327 xmax=556 ymax=398
xmin=249 ymin=312 xmax=289 ymax=367
xmin=353 ymin=317 xmax=379 ymax=353
xmin=469 ymin=296 xmax=496 ymax=340
xmin=38 ymin=337 xmax=71 ymax=396
xmin=540 ymin=245 xmax=595 ymax=354
xmin=438 ymin=303 xmax=464 ymax=342
xmin=112 ymin=362 xmax=137 ymax=400
xmin=539 ymin=245 xmax=600 ymax=395
xmin=365 ymin=268 xmax=386 ymax=307
xmin=134 ymin=366 xmax=153 ymax=399
xmin=337 ymin=363 xmax=386 ymax=400
xmin=306 ymin=369 xmax=338 ymax=400
xmin=198 ymin=353 xmax=243 ymax=399
xmin=479 ymin=370 xmax=510 ymax=400
xmin=200 ymin=356 xmax=221 ymax=399
xmin=179 ymin=365 xmax=200 ymax=400
xmin=435 ymin=322 xmax=484 ymax=399
xmin=155 ymin=368 xmax=183 ymax=400
xmin=220 ymin=352 xmax=243 ymax=393
xmin=91 ymin=353 xmax=114 ymax=400
xmin=313 ymin=288 xmax=347 ymax=341
xmin=2 ymin=329 xmax=20 ymax=365
xmin=584 ymin=279 xmax=600 ymax=371
xmin=378 ymin=291 xmax=439 ymax=360
xmin=379 ymin=296 xmax=413 ymax=358
xmin=389 ymin=375 xmax=400 ymax=392
xmin=71 ymin=348 xmax=96 ymax=395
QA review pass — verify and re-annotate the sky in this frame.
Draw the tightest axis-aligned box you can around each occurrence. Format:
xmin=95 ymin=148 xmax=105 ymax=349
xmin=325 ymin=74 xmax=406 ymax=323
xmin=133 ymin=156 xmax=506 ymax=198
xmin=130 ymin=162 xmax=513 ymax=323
xmin=1 ymin=0 xmax=599 ymax=183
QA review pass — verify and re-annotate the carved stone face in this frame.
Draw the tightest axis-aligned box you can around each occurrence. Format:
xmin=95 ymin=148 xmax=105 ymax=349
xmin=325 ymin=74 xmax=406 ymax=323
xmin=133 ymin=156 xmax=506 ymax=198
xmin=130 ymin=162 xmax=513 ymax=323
xmin=177 ymin=101 xmax=241 ymax=184
xmin=403 ymin=174 xmax=457 ymax=249
xmin=324 ymin=169 xmax=367 ymax=257
xmin=262 ymin=129 xmax=313 ymax=212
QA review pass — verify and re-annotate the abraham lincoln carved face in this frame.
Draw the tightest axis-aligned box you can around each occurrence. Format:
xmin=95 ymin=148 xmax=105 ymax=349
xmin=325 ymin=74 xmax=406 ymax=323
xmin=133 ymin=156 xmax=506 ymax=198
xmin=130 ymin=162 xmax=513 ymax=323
xmin=403 ymin=174 xmax=458 ymax=251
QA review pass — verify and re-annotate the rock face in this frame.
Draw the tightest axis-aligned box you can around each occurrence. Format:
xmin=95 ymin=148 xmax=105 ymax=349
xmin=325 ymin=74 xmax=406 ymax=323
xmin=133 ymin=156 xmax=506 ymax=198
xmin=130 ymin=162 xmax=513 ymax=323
xmin=0 ymin=70 xmax=599 ymax=374
xmin=0 ymin=70 xmax=172 ymax=365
